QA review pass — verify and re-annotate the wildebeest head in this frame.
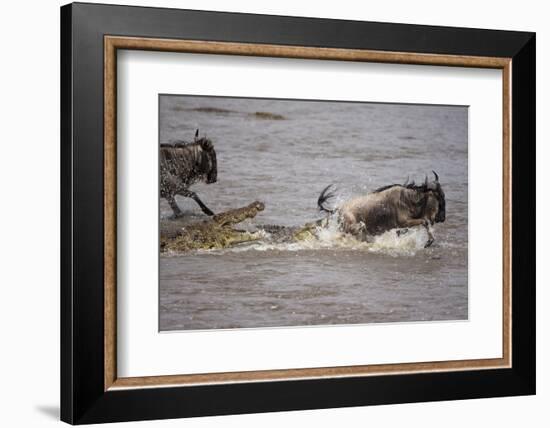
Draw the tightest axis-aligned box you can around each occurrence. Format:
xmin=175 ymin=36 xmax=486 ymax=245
xmin=195 ymin=130 xmax=217 ymax=184
xmin=423 ymin=171 xmax=446 ymax=223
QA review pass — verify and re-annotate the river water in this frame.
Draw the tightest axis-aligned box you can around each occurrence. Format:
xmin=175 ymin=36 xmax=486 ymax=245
xmin=159 ymin=95 xmax=468 ymax=331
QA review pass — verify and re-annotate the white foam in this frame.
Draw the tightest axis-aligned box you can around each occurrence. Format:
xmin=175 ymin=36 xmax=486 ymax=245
xmin=193 ymin=218 xmax=433 ymax=257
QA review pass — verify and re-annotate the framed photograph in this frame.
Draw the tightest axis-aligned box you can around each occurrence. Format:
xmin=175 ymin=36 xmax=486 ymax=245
xmin=61 ymin=2 xmax=535 ymax=424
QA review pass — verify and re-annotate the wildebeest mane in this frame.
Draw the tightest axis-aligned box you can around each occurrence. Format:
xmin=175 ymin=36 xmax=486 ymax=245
xmin=160 ymin=138 xmax=207 ymax=149
xmin=372 ymin=181 xmax=426 ymax=194
xmin=160 ymin=141 xmax=190 ymax=148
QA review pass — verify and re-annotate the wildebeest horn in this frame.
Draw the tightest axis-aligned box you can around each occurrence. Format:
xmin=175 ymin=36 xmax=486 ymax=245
xmin=403 ymin=176 xmax=409 ymax=186
xmin=432 ymin=170 xmax=439 ymax=182
xmin=194 ymin=129 xmax=199 ymax=140
xmin=424 ymin=175 xmax=428 ymax=187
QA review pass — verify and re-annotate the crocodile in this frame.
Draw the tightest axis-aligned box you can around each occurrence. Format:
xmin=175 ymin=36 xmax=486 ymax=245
xmin=160 ymin=201 xmax=328 ymax=253
xmin=259 ymin=219 xmax=326 ymax=244
xmin=160 ymin=201 xmax=266 ymax=252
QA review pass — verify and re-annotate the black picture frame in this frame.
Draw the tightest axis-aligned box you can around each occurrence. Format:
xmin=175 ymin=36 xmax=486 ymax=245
xmin=61 ymin=2 xmax=535 ymax=424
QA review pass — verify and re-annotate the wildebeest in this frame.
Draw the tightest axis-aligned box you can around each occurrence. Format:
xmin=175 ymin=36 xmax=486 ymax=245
xmin=318 ymin=172 xmax=446 ymax=247
xmin=160 ymin=130 xmax=217 ymax=217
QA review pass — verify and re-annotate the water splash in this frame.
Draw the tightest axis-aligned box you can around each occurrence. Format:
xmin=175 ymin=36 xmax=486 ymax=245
xmin=195 ymin=217 xmax=433 ymax=257
xmin=368 ymin=227 xmax=431 ymax=256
